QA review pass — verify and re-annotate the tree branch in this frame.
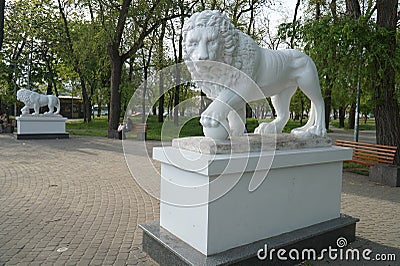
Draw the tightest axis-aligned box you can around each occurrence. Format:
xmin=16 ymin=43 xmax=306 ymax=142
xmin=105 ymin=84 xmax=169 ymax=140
xmin=122 ymin=13 xmax=182 ymax=61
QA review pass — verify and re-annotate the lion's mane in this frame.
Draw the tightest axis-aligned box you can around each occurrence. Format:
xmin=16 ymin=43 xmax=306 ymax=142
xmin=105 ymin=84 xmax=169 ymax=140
xmin=16 ymin=89 xmax=36 ymax=107
xmin=182 ymin=10 xmax=257 ymax=78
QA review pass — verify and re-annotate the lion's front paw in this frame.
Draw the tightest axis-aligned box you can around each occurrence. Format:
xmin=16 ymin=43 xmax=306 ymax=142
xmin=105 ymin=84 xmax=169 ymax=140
xmin=306 ymin=126 xmax=327 ymax=137
xmin=290 ymin=128 xmax=312 ymax=138
xmin=254 ymin=122 xmax=278 ymax=134
xmin=291 ymin=126 xmax=326 ymax=138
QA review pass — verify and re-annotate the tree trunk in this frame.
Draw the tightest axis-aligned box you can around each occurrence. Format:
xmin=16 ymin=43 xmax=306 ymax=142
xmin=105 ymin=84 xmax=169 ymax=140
xmin=345 ymin=0 xmax=361 ymax=18
xmin=267 ymin=98 xmax=276 ymax=119
xmin=142 ymin=46 xmax=153 ymax=124
xmin=323 ymin=0 xmax=338 ymax=131
xmin=173 ymin=1 xmax=184 ymax=126
xmin=338 ymin=107 xmax=345 ymax=128
xmin=324 ymin=86 xmax=332 ymax=130
xmin=157 ymin=19 xmax=167 ymax=123
xmin=80 ymin=75 xmax=91 ymax=123
xmin=374 ymin=0 xmax=399 ymax=164
xmin=57 ymin=0 xmax=91 ymax=122
xmin=345 ymin=0 xmax=360 ymax=132
xmin=108 ymin=52 xmax=122 ymax=137
xmin=0 ymin=0 xmax=5 ymax=52
xmin=348 ymin=102 xmax=356 ymax=129
xmin=290 ymin=0 xmax=301 ymax=48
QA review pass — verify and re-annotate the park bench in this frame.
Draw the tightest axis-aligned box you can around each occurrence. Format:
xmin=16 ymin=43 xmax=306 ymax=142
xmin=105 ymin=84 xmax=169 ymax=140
xmin=335 ymin=139 xmax=397 ymax=166
xmin=335 ymin=139 xmax=399 ymax=187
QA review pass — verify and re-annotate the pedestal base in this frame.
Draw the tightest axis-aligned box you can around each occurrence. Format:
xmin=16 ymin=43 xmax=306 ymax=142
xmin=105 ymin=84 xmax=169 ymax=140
xmin=153 ymin=144 xmax=352 ymax=255
xmin=16 ymin=115 xmax=69 ymax=139
xmin=141 ymin=214 xmax=358 ymax=266
xmin=16 ymin=133 xmax=69 ymax=140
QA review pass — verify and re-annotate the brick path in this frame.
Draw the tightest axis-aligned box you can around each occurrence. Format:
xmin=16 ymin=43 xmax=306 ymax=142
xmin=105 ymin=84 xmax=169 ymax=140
xmin=1 ymin=132 xmax=399 ymax=265
xmin=0 ymin=135 xmax=159 ymax=265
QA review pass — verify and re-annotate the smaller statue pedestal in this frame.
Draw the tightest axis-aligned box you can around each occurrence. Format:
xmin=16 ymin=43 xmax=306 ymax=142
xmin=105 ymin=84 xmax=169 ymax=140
xmin=141 ymin=135 xmax=358 ymax=265
xmin=16 ymin=115 xmax=69 ymax=139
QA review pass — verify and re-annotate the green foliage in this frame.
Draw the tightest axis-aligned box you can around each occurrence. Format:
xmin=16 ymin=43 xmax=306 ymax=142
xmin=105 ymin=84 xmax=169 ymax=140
xmin=246 ymin=118 xmax=259 ymax=133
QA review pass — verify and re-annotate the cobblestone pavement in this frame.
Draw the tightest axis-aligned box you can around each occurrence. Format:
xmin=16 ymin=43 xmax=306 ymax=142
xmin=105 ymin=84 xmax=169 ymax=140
xmin=0 ymin=135 xmax=159 ymax=265
xmin=1 ymin=132 xmax=399 ymax=266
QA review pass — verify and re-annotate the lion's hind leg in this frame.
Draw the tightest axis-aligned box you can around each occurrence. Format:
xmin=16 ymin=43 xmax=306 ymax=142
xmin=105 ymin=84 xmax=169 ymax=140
xmin=293 ymin=59 xmax=326 ymax=137
xmin=255 ymin=87 xmax=296 ymax=134
xmin=55 ymin=98 xmax=60 ymax=114
xmin=46 ymin=103 xmax=54 ymax=114
xmin=46 ymin=97 xmax=55 ymax=114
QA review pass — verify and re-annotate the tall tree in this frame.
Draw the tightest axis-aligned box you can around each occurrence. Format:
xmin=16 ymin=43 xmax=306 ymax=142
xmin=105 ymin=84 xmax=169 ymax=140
xmin=103 ymin=0 xmax=174 ymax=137
xmin=345 ymin=0 xmax=361 ymax=130
xmin=0 ymin=0 xmax=5 ymax=51
xmin=373 ymin=0 xmax=400 ymax=164
xmin=156 ymin=16 xmax=167 ymax=123
xmin=57 ymin=0 xmax=92 ymax=122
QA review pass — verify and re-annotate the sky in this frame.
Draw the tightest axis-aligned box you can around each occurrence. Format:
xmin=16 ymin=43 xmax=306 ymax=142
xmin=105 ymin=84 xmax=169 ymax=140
xmin=268 ymin=0 xmax=304 ymax=28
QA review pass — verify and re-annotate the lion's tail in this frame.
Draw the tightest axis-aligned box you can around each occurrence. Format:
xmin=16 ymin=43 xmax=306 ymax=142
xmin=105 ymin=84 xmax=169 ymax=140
xmin=55 ymin=97 xmax=60 ymax=114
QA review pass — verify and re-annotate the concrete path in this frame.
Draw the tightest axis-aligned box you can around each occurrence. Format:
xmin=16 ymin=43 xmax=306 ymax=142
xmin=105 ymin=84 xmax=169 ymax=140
xmin=0 ymin=130 xmax=399 ymax=265
xmin=328 ymin=126 xmax=376 ymax=144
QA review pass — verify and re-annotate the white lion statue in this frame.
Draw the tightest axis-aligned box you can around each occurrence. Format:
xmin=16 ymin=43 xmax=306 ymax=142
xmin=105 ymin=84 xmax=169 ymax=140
xmin=17 ymin=89 xmax=60 ymax=116
xmin=183 ymin=10 xmax=326 ymax=139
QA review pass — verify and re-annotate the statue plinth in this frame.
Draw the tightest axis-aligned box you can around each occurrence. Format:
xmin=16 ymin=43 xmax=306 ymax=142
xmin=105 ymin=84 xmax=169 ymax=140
xmin=141 ymin=136 xmax=358 ymax=264
xmin=16 ymin=115 xmax=69 ymax=139
xmin=172 ymin=134 xmax=332 ymax=154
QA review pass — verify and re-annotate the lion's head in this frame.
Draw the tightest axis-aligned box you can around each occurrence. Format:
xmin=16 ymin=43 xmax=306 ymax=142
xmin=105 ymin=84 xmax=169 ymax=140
xmin=183 ymin=10 xmax=257 ymax=82
xmin=16 ymin=89 xmax=33 ymax=105
xmin=183 ymin=10 xmax=239 ymax=66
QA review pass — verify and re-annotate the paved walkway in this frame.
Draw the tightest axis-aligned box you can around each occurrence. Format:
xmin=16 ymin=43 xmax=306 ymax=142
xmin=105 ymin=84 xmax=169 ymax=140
xmin=0 ymin=135 xmax=159 ymax=265
xmin=0 ymin=129 xmax=399 ymax=265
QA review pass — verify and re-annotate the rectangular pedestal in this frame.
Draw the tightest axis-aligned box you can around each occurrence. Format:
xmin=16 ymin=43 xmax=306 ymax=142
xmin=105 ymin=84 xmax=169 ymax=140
xmin=153 ymin=145 xmax=352 ymax=255
xmin=141 ymin=214 xmax=358 ymax=266
xmin=16 ymin=116 xmax=68 ymax=139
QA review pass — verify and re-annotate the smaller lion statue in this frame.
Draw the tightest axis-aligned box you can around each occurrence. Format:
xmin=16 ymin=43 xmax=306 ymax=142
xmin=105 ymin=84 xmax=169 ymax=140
xmin=17 ymin=89 xmax=61 ymax=116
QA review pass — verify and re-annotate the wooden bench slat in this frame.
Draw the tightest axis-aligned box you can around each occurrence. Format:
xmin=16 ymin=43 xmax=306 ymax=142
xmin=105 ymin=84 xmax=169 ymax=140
xmin=353 ymin=156 xmax=393 ymax=164
xmin=335 ymin=142 xmax=397 ymax=154
xmin=335 ymin=140 xmax=397 ymax=150
xmin=353 ymin=152 xmax=396 ymax=160
xmin=353 ymin=152 xmax=395 ymax=160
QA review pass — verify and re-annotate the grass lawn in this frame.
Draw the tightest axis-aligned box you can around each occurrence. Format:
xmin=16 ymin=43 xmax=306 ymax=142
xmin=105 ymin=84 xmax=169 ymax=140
xmin=66 ymin=115 xmax=375 ymax=140
xmin=330 ymin=118 xmax=376 ymax=131
xmin=65 ymin=116 xmax=316 ymax=140
xmin=343 ymin=162 xmax=369 ymax=176
xmin=66 ymin=116 xmax=109 ymax=137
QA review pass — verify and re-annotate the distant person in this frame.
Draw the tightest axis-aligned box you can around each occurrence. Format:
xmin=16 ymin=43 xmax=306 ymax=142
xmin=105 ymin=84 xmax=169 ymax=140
xmin=117 ymin=123 xmax=125 ymax=132
xmin=117 ymin=122 xmax=126 ymax=140
xmin=0 ymin=114 xmax=7 ymax=133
